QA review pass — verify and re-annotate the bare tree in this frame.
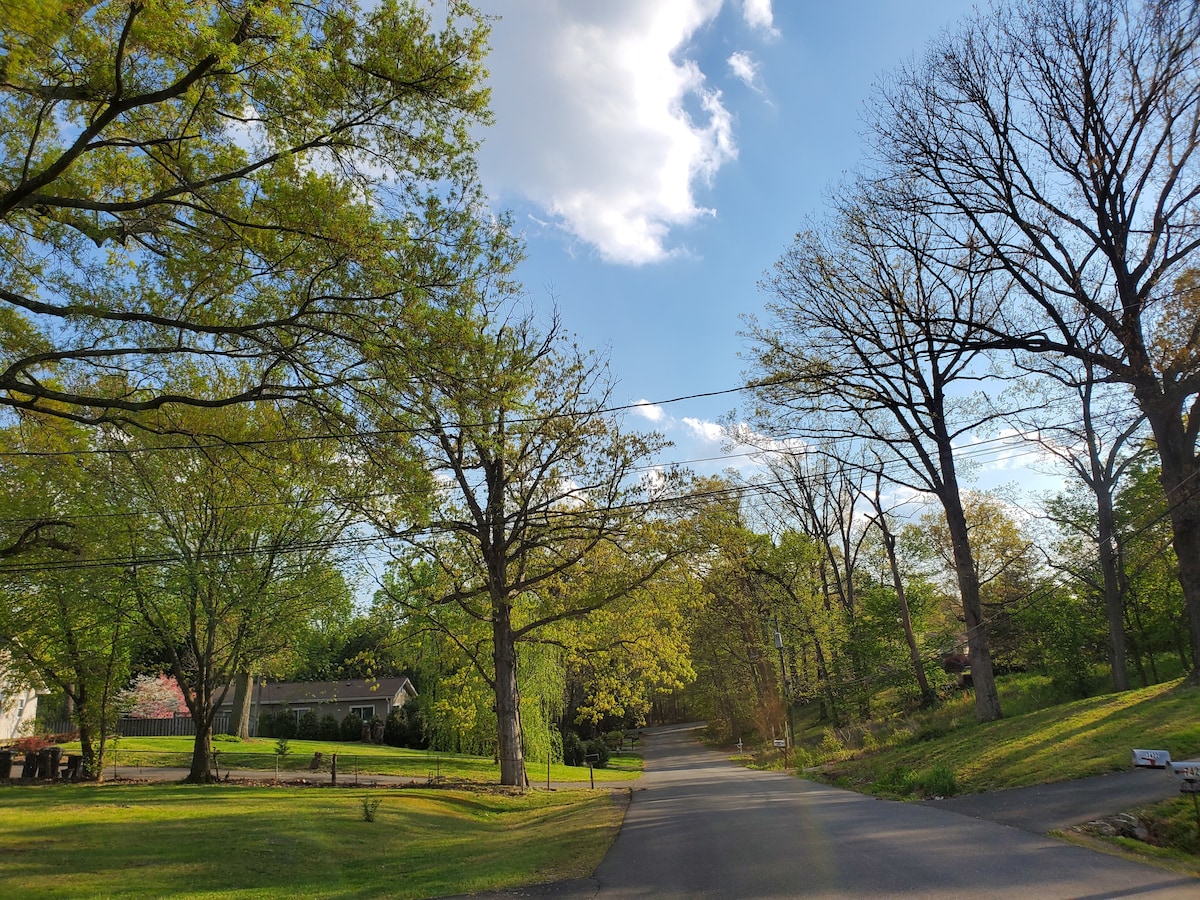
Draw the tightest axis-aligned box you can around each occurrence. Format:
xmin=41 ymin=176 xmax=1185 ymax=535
xmin=757 ymin=449 xmax=875 ymax=715
xmin=874 ymin=0 xmax=1200 ymax=678
xmin=1002 ymin=352 xmax=1150 ymax=690
xmin=863 ymin=468 xmax=935 ymax=704
xmin=749 ymin=193 xmax=1009 ymax=721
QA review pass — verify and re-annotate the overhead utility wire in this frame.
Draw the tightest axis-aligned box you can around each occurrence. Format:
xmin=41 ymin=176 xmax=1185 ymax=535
xmin=0 ymin=408 xmax=1151 ymax=530
xmin=0 ymin=371 xmax=1145 ymax=460
xmin=3 ymin=457 xmax=1191 ymax=577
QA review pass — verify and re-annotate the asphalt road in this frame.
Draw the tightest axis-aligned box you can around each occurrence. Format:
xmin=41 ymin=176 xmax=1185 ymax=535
xmin=923 ymin=765 xmax=1184 ymax=833
xmin=480 ymin=722 xmax=1199 ymax=899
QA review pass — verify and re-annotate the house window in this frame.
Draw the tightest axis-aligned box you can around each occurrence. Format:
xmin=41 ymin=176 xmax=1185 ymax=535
xmin=350 ymin=705 xmax=375 ymax=721
xmin=292 ymin=708 xmax=310 ymax=724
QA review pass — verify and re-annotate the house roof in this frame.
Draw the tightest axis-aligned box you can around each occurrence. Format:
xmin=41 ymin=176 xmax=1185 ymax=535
xmin=221 ymin=677 xmax=417 ymax=708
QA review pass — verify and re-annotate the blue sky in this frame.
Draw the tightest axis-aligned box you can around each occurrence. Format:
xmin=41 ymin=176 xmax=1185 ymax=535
xmin=467 ymin=0 xmax=1059 ymax=492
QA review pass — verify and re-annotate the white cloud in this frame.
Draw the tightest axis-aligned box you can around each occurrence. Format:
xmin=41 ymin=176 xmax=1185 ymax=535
xmin=727 ymin=51 xmax=761 ymax=91
xmin=480 ymin=1 xmax=746 ymax=265
xmin=632 ymin=399 xmax=667 ymax=422
xmin=683 ymin=416 xmax=727 ymax=443
xmin=740 ymin=0 xmax=779 ymax=37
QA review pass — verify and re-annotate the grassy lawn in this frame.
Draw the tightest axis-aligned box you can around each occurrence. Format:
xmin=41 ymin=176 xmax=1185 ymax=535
xmin=804 ymin=678 xmax=1200 ymax=795
xmin=0 ymin=781 xmax=628 ymax=899
xmin=63 ymin=737 xmax=641 ymax=785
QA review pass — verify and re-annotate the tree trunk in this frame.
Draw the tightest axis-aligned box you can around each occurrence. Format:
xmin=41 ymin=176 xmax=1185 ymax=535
xmin=939 ymin=484 xmax=1002 ymax=721
xmin=227 ymin=672 xmax=253 ymax=738
xmin=187 ymin=724 xmax=216 ymax=783
xmin=1080 ymin=377 xmax=1130 ymax=692
xmin=1094 ymin=495 xmax=1130 ymax=692
xmin=493 ymin=604 xmax=527 ymax=787
xmin=881 ymin=525 xmax=933 ymax=703
xmin=1142 ymin=405 xmax=1200 ymax=685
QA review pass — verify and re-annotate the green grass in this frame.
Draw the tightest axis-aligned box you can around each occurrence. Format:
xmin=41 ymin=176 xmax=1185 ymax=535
xmin=0 ymin=782 xmax=628 ymax=899
xmin=63 ymin=737 xmax=641 ymax=785
xmin=805 ymin=678 xmax=1200 ymax=796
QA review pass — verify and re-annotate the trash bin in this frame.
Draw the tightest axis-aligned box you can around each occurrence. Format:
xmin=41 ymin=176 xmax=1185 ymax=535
xmin=0 ymin=749 xmax=12 ymax=778
xmin=37 ymin=747 xmax=54 ymax=779
xmin=47 ymin=746 xmax=62 ymax=780
xmin=20 ymin=750 xmax=37 ymax=778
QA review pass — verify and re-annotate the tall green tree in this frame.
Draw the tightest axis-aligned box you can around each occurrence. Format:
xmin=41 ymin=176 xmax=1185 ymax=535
xmin=371 ymin=308 xmax=685 ymax=787
xmin=0 ymin=0 xmax=494 ymax=422
xmin=112 ymin=401 xmax=353 ymax=782
xmin=0 ymin=413 xmax=132 ymax=778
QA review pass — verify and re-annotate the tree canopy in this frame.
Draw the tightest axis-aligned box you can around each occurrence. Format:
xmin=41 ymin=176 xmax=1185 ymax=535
xmin=0 ymin=0 xmax=496 ymax=422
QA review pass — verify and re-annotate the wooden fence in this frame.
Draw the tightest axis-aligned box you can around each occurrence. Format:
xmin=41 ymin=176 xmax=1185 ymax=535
xmin=41 ymin=714 xmax=255 ymax=738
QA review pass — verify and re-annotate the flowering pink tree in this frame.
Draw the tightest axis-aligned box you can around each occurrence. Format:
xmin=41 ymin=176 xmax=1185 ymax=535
xmin=119 ymin=673 xmax=188 ymax=719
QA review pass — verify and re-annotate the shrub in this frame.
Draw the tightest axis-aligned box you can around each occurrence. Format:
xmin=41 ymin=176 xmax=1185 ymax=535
xmin=9 ymin=736 xmax=50 ymax=754
xmin=604 ymin=730 xmax=624 ymax=750
xmin=562 ymin=729 xmax=585 ymax=766
xmin=340 ymin=713 xmax=363 ymax=742
xmin=256 ymin=711 xmax=276 ymax=738
xmin=873 ymin=768 xmax=916 ymax=796
xmin=274 ymin=710 xmax=297 ymax=740
xmin=318 ymin=714 xmax=341 ymax=742
xmin=384 ymin=705 xmax=429 ymax=749
xmin=296 ymin=710 xmax=319 ymax=740
xmin=360 ymin=795 xmax=383 ymax=822
xmin=916 ymin=765 xmax=958 ymax=797
xmin=585 ymin=738 xmax=611 ymax=768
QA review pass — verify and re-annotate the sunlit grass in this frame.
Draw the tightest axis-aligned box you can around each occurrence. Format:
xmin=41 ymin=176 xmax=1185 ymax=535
xmin=802 ymin=679 xmax=1199 ymax=795
xmin=59 ymin=736 xmax=641 ymax=784
xmin=0 ymin=782 xmax=628 ymax=899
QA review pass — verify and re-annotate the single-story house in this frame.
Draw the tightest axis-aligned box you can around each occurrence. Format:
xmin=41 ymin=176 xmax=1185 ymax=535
xmin=219 ymin=677 xmax=418 ymax=727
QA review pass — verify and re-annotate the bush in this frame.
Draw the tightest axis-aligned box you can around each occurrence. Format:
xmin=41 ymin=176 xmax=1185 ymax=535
xmin=318 ymin=714 xmax=341 ymax=742
xmin=875 ymin=764 xmax=959 ymax=798
xmin=604 ymin=730 xmax=624 ymax=750
xmin=874 ymin=766 xmax=918 ymax=796
xmin=585 ymin=738 xmax=610 ymax=769
xmin=8 ymin=736 xmax=51 ymax=754
xmin=562 ymin=729 xmax=585 ymax=766
xmin=340 ymin=713 xmax=363 ymax=742
xmin=256 ymin=711 xmax=276 ymax=738
xmin=916 ymin=765 xmax=958 ymax=797
xmin=273 ymin=710 xmax=297 ymax=740
xmin=383 ymin=705 xmax=429 ymax=749
xmin=296 ymin=710 xmax=318 ymax=740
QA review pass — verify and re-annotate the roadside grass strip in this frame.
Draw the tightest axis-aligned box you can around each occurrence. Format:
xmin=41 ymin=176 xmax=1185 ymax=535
xmin=0 ymin=782 xmax=628 ymax=899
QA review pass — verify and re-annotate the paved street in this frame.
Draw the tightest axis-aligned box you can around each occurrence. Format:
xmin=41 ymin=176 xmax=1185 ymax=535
xmin=482 ymin=722 xmax=1199 ymax=899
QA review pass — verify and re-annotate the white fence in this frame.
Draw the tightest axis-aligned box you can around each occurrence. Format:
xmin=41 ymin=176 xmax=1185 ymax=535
xmin=41 ymin=714 xmax=255 ymax=738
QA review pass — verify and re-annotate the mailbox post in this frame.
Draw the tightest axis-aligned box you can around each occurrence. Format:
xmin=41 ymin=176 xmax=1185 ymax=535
xmin=1170 ymin=760 xmax=1200 ymax=831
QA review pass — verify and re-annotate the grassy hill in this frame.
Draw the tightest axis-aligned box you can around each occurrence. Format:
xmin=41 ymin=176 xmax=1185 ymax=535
xmin=798 ymin=677 xmax=1199 ymax=795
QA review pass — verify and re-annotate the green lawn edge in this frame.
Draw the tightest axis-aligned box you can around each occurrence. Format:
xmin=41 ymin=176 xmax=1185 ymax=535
xmin=54 ymin=736 xmax=642 ymax=785
xmin=0 ymin=782 xmax=630 ymax=899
